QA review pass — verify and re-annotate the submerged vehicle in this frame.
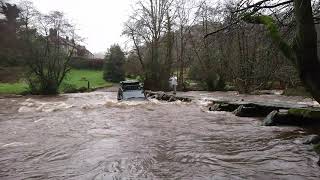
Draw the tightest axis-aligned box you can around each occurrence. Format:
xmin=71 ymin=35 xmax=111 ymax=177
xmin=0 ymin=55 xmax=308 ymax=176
xmin=117 ymin=80 xmax=146 ymax=101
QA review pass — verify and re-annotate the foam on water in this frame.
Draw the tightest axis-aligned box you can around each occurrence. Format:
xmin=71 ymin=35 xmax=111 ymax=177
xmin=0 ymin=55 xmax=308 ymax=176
xmin=18 ymin=98 xmax=73 ymax=113
xmin=1 ymin=142 xmax=33 ymax=148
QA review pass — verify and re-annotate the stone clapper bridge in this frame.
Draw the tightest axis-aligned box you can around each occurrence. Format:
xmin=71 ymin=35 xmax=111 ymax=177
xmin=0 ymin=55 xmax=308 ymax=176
xmin=145 ymin=91 xmax=320 ymax=126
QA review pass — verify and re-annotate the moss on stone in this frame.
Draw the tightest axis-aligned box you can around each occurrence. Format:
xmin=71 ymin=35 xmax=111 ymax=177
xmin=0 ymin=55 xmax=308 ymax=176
xmin=288 ymin=108 xmax=320 ymax=119
xmin=313 ymin=143 xmax=320 ymax=154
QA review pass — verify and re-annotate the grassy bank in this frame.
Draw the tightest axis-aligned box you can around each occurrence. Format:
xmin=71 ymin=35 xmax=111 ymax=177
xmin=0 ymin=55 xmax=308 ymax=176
xmin=0 ymin=82 xmax=28 ymax=95
xmin=0 ymin=69 xmax=112 ymax=95
xmin=63 ymin=69 xmax=112 ymax=90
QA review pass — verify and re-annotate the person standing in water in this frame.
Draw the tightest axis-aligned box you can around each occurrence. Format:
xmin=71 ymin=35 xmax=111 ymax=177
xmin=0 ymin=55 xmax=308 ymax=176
xmin=169 ymin=76 xmax=178 ymax=95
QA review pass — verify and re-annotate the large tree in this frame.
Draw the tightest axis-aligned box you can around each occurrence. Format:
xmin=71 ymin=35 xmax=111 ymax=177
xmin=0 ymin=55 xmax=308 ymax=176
xmin=0 ymin=1 xmax=21 ymax=66
xmin=292 ymin=0 xmax=320 ymax=103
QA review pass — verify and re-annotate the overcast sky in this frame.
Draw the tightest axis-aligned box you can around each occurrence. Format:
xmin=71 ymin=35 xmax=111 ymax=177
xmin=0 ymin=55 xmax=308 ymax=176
xmin=13 ymin=0 xmax=133 ymax=54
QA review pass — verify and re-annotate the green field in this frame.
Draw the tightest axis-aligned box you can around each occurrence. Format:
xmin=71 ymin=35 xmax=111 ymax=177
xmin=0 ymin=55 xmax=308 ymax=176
xmin=0 ymin=82 xmax=29 ymax=95
xmin=0 ymin=69 xmax=112 ymax=95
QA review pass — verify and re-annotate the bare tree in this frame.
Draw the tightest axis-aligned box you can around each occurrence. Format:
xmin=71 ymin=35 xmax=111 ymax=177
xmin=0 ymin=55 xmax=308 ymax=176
xmin=18 ymin=0 xmax=38 ymax=30
xmin=174 ymin=0 xmax=188 ymax=88
xmin=187 ymin=1 xmax=227 ymax=90
xmin=123 ymin=0 xmax=174 ymax=90
xmin=123 ymin=22 xmax=146 ymax=74
xmin=25 ymin=11 xmax=78 ymax=94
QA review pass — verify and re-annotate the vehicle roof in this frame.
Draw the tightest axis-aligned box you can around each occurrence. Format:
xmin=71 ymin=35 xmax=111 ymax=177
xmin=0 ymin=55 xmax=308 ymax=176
xmin=120 ymin=80 xmax=140 ymax=85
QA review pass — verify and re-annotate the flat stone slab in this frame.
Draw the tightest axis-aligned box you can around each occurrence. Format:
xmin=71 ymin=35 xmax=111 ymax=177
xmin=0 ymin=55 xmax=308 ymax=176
xmin=145 ymin=91 xmax=320 ymax=126
xmin=210 ymin=99 xmax=313 ymax=110
xmin=212 ymin=100 xmax=320 ymax=125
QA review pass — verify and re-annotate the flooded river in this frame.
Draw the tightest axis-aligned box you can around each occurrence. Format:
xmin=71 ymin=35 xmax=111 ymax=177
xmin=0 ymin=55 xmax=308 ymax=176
xmin=0 ymin=91 xmax=319 ymax=179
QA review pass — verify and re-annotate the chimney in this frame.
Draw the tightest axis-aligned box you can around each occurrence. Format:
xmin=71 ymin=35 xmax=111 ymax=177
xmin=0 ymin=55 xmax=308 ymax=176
xmin=49 ymin=28 xmax=57 ymax=37
xmin=49 ymin=28 xmax=53 ymax=36
xmin=66 ymin=36 xmax=69 ymax=41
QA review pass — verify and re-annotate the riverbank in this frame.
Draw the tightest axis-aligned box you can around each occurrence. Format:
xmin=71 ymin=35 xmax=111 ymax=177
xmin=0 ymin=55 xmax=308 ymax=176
xmin=0 ymin=69 xmax=112 ymax=95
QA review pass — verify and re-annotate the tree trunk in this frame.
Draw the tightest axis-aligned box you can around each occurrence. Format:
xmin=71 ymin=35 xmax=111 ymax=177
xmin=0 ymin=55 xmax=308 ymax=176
xmin=178 ymin=26 xmax=185 ymax=90
xmin=294 ymin=0 xmax=320 ymax=103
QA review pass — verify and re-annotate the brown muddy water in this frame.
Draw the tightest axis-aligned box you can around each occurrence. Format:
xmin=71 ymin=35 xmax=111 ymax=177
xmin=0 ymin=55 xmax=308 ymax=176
xmin=0 ymin=91 xmax=319 ymax=180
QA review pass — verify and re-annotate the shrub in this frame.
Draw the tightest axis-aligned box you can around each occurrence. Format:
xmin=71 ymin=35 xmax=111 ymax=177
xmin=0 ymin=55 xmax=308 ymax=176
xmin=103 ymin=45 xmax=125 ymax=82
